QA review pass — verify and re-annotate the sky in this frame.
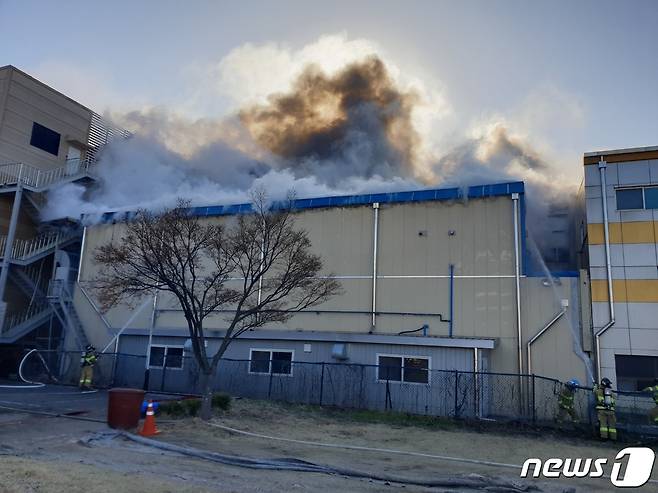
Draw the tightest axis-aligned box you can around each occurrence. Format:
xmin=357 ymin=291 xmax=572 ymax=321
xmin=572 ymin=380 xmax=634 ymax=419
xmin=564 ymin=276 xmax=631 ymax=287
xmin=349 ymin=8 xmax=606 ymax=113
xmin=1 ymin=0 xmax=658 ymax=190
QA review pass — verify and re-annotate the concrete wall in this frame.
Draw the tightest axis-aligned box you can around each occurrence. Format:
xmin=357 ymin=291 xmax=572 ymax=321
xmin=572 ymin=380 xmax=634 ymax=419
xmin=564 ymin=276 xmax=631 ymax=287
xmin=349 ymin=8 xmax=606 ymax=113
xmin=0 ymin=66 xmax=92 ymax=169
xmin=584 ymin=154 xmax=658 ymax=387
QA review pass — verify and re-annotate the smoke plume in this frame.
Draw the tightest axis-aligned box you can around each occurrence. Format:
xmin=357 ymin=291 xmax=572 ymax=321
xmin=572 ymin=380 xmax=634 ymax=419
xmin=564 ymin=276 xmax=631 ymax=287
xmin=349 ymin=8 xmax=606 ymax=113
xmin=240 ymin=57 xmax=421 ymax=183
xmin=44 ymin=48 xmax=579 ymax=269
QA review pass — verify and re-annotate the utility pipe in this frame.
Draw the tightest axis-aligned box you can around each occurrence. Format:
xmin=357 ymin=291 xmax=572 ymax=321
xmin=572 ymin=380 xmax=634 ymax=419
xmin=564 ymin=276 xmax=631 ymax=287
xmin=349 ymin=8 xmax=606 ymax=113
xmin=143 ymin=292 xmax=158 ymax=389
xmin=76 ymin=226 xmax=87 ymax=283
xmin=595 ymin=158 xmax=615 ymax=383
xmin=448 ymin=264 xmax=454 ymax=337
xmin=527 ymin=302 xmax=567 ymax=376
xmin=512 ymin=193 xmax=523 ymax=375
xmin=370 ymin=202 xmax=380 ymax=333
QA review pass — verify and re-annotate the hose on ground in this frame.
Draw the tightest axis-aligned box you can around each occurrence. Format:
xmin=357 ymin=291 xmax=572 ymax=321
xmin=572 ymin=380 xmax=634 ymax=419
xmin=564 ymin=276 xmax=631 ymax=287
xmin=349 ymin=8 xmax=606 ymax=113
xmin=0 ymin=403 xmax=105 ymax=423
xmin=0 ymin=349 xmax=46 ymax=389
xmin=207 ymin=421 xmax=521 ymax=470
xmin=116 ymin=431 xmax=537 ymax=492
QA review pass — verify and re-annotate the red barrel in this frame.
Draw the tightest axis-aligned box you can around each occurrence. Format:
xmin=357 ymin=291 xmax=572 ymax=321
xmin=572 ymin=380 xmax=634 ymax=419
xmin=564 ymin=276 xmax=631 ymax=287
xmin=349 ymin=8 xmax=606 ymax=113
xmin=107 ymin=388 xmax=145 ymax=429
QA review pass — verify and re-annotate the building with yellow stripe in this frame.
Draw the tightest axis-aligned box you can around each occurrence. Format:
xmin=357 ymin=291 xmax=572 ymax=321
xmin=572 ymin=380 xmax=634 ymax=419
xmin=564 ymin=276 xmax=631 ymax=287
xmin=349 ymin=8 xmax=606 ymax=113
xmin=583 ymin=146 xmax=658 ymax=391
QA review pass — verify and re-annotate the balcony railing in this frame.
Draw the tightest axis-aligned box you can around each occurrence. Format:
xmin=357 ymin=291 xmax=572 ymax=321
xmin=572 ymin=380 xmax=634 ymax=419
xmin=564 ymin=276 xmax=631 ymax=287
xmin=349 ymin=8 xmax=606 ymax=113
xmin=0 ymin=230 xmax=80 ymax=262
xmin=2 ymin=299 xmax=51 ymax=332
xmin=0 ymin=156 xmax=98 ymax=191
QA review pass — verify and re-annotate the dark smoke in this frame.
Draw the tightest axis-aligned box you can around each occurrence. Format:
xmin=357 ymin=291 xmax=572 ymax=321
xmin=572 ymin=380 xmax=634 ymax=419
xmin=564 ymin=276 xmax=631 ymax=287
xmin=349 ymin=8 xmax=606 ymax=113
xmin=239 ymin=56 xmax=421 ymax=184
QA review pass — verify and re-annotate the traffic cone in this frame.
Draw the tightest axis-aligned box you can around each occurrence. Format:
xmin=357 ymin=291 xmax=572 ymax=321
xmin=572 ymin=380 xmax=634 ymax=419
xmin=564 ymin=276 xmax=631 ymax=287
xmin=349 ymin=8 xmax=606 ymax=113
xmin=139 ymin=400 xmax=160 ymax=436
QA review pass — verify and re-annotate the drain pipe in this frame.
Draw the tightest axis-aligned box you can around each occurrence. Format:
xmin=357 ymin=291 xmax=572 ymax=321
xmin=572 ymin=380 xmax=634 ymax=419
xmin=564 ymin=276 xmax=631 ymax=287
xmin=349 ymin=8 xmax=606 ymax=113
xmin=527 ymin=299 xmax=568 ymax=376
xmin=512 ymin=193 xmax=523 ymax=375
xmin=448 ymin=264 xmax=454 ymax=337
xmin=370 ymin=202 xmax=380 ymax=333
xmin=595 ymin=158 xmax=615 ymax=383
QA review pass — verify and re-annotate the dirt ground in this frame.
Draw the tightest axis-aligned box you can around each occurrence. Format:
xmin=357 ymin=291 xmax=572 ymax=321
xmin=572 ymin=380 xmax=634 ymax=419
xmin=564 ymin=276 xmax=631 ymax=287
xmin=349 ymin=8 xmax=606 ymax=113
xmin=1 ymin=390 xmax=657 ymax=492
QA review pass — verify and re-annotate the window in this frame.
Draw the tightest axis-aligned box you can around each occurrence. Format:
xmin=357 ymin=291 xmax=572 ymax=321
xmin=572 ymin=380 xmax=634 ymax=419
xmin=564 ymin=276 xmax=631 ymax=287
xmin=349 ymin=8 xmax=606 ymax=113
xmin=30 ymin=122 xmax=60 ymax=156
xmin=377 ymin=355 xmax=430 ymax=384
xmin=616 ymin=188 xmax=644 ymax=210
xmin=644 ymin=187 xmax=658 ymax=209
xmin=148 ymin=345 xmax=184 ymax=369
xmin=249 ymin=349 xmax=293 ymax=375
xmin=615 ymin=354 xmax=658 ymax=391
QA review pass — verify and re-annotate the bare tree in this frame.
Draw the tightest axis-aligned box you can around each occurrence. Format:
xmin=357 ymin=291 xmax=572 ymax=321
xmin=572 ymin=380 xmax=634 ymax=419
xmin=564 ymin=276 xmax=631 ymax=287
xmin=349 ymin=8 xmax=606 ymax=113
xmin=94 ymin=193 xmax=341 ymax=419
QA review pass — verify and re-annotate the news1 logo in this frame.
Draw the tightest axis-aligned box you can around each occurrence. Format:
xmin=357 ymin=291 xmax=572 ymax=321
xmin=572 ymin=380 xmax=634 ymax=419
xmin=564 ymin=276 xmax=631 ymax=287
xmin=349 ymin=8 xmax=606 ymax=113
xmin=520 ymin=447 xmax=655 ymax=488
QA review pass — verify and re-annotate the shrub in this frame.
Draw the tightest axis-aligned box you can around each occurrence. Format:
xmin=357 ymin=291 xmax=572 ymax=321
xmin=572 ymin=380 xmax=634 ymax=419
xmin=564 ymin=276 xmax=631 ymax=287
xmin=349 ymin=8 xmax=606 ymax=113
xmin=211 ymin=393 xmax=231 ymax=411
xmin=183 ymin=398 xmax=201 ymax=417
xmin=159 ymin=400 xmax=186 ymax=418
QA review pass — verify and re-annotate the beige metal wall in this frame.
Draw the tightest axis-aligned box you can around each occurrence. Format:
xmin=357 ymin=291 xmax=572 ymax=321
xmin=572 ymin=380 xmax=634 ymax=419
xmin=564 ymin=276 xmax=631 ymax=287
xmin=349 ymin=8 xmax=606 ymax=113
xmin=0 ymin=66 xmax=92 ymax=169
xmin=76 ymin=195 xmax=590 ymax=379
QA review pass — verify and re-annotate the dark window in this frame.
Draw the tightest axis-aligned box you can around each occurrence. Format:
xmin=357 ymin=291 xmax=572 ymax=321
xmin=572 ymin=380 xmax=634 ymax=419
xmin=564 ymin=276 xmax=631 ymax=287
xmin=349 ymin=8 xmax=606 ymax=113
xmin=30 ymin=122 xmax=60 ymax=156
xmin=271 ymin=351 xmax=293 ymax=375
xmin=148 ymin=346 xmax=165 ymax=368
xmin=404 ymin=357 xmax=429 ymax=384
xmin=616 ymin=354 xmax=658 ymax=391
xmin=378 ymin=356 xmax=402 ymax=381
xmin=644 ymin=187 xmax=658 ymax=209
xmin=249 ymin=350 xmax=271 ymax=373
xmin=165 ymin=347 xmax=184 ymax=369
xmin=148 ymin=346 xmax=183 ymax=369
xmin=616 ymin=189 xmax=644 ymax=210
xmin=249 ymin=349 xmax=293 ymax=375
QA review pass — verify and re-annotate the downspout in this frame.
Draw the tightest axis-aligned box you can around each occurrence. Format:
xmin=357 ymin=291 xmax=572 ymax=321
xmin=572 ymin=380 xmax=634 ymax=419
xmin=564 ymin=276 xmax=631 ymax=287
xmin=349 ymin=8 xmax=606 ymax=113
xmin=449 ymin=264 xmax=454 ymax=337
xmin=370 ymin=202 xmax=380 ymax=333
xmin=143 ymin=292 xmax=158 ymax=390
xmin=76 ymin=226 xmax=87 ymax=283
xmin=595 ymin=158 xmax=615 ymax=383
xmin=527 ymin=299 xmax=568 ymax=376
xmin=512 ymin=193 xmax=523 ymax=375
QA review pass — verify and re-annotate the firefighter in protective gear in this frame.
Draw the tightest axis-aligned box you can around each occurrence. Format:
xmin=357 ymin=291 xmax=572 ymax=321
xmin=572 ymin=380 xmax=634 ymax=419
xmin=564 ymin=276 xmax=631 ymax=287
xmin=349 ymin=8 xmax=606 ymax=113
xmin=593 ymin=377 xmax=617 ymax=440
xmin=642 ymin=378 xmax=658 ymax=425
xmin=557 ymin=379 xmax=579 ymax=424
xmin=79 ymin=345 xmax=98 ymax=390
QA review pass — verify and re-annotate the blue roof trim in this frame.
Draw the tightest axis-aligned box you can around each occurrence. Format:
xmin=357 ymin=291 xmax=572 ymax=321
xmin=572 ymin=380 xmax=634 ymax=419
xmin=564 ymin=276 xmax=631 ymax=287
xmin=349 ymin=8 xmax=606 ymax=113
xmin=192 ymin=181 xmax=524 ymax=218
xmin=93 ymin=181 xmax=524 ymax=223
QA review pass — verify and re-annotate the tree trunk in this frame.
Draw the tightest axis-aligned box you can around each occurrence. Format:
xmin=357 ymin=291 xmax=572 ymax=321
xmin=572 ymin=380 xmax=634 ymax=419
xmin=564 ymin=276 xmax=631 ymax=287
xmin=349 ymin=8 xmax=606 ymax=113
xmin=199 ymin=369 xmax=214 ymax=420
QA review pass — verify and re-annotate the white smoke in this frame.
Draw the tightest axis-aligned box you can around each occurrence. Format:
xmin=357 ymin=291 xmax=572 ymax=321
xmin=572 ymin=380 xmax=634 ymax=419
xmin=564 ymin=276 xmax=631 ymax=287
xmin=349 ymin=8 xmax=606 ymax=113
xmin=43 ymin=32 xmax=583 ymax=272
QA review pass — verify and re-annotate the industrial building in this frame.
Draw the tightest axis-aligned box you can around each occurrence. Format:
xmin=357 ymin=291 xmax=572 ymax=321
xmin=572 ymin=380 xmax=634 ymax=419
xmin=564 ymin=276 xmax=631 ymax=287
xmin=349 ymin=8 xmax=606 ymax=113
xmin=0 ymin=65 xmax=127 ymax=368
xmin=582 ymin=146 xmax=658 ymax=391
xmin=74 ymin=182 xmax=589 ymax=388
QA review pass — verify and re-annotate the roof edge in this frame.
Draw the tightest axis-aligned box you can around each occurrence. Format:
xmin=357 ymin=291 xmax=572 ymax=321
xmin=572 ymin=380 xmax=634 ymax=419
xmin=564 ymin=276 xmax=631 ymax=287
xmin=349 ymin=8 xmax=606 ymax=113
xmin=89 ymin=181 xmax=524 ymax=222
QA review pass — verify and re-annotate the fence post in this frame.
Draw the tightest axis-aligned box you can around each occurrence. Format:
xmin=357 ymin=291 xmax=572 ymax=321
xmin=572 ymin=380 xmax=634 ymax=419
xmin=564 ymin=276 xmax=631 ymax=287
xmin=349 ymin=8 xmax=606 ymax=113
xmin=532 ymin=373 xmax=537 ymax=423
xmin=319 ymin=362 xmax=325 ymax=406
xmin=268 ymin=368 xmax=273 ymax=399
xmin=473 ymin=371 xmax=478 ymax=418
xmin=454 ymin=370 xmax=459 ymax=418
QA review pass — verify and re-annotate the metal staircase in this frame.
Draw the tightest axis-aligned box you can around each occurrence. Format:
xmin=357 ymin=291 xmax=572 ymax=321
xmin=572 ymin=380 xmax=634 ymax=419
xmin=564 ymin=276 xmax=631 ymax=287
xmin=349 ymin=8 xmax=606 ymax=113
xmin=0 ymin=230 xmax=80 ymax=265
xmin=47 ymin=281 xmax=89 ymax=349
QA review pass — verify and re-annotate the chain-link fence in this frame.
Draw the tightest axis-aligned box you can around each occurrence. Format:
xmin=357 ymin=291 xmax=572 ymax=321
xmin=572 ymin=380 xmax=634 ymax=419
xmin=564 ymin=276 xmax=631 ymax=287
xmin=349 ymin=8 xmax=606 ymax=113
xmin=22 ymin=350 xmax=658 ymax=436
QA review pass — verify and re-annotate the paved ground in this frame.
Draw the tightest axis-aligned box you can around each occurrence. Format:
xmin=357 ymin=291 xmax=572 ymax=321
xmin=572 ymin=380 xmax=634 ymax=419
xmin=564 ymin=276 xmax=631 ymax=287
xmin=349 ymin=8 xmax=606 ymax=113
xmin=1 ymin=385 xmax=657 ymax=492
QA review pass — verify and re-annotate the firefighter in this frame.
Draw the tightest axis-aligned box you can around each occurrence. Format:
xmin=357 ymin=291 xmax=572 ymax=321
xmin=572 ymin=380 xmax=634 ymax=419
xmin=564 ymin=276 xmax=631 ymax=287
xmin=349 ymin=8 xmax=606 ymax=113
xmin=557 ymin=379 xmax=579 ymax=424
xmin=593 ymin=377 xmax=617 ymax=440
xmin=642 ymin=378 xmax=658 ymax=426
xmin=79 ymin=344 xmax=98 ymax=390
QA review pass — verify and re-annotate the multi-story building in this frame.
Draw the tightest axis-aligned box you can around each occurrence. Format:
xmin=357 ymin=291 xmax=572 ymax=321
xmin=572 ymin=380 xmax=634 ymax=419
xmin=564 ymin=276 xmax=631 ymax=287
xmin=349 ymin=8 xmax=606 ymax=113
xmin=0 ymin=65 xmax=127 ymax=364
xmin=582 ymin=146 xmax=658 ymax=391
